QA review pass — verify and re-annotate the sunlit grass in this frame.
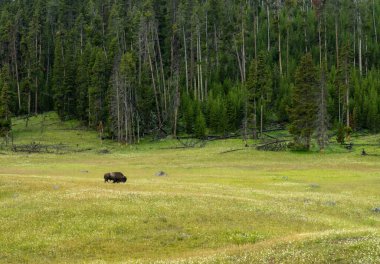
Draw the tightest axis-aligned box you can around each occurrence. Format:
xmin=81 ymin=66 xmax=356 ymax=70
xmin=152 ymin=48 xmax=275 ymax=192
xmin=0 ymin=113 xmax=379 ymax=263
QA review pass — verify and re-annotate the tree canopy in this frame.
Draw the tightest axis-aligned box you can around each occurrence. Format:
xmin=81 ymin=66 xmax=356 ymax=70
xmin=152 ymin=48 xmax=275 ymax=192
xmin=0 ymin=0 xmax=379 ymax=143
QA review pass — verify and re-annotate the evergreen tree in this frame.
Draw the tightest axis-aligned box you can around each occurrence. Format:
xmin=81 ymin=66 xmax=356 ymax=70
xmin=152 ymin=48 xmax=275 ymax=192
xmin=0 ymin=66 xmax=11 ymax=120
xmin=289 ymin=53 xmax=318 ymax=150
xmin=1 ymin=0 xmax=380 ymax=141
xmin=76 ymin=48 xmax=90 ymax=122
xmin=194 ymin=107 xmax=206 ymax=139
xmin=367 ymin=85 xmax=379 ymax=132
xmin=336 ymin=42 xmax=352 ymax=128
xmin=182 ymin=96 xmax=195 ymax=134
xmin=247 ymin=52 xmax=272 ymax=139
xmin=52 ymin=33 xmax=66 ymax=118
xmin=89 ymin=48 xmax=108 ymax=127
xmin=316 ymin=62 xmax=329 ymax=151
xmin=110 ymin=51 xmax=138 ymax=143
xmin=0 ymin=66 xmax=12 ymax=137
xmin=336 ymin=123 xmax=345 ymax=144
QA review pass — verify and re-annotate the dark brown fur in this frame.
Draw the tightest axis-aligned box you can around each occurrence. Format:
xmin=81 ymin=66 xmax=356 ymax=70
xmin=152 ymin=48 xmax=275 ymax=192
xmin=104 ymin=172 xmax=127 ymax=183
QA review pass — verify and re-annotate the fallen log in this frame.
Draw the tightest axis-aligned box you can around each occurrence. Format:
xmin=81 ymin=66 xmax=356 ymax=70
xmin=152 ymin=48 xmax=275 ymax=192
xmin=256 ymin=140 xmax=289 ymax=151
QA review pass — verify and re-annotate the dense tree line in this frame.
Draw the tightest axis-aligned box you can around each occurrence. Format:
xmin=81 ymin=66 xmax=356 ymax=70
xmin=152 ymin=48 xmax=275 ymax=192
xmin=0 ymin=0 xmax=380 ymax=145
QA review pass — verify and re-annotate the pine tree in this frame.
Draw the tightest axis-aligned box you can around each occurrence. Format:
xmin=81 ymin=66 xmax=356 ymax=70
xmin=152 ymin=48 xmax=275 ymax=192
xmin=89 ymin=48 xmax=108 ymax=127
xmin=0 ymin=66 xmax=11 ymax=121
xmin=110 ymin=51 xmax=138 ymax=144
xmin=316 ymin=62 xmax=329 ymax=151
xmin=194 ymin=107 xmax=206 ymax=139
xmin=336 ymin=42 xmax=352 ymax=128
xmin=183 ymin=96 xmax=195 ymax=134
xmin=246 ymin=52 xmax=272 ymax=139
xmin=52 ymin=33 xmax=65 ymax=119
xmin=76 ymin=47 xmax=90 ymax=122
xmin=336 ymin=123 xmax=345 ymax=144
xmin=2 ymin=0 xmax=380 ymax=141
xmin=0 ymin=66 xmax=12 ymax=138
xmin=289 ymin=53 xmax=318 ymax=150
xmin=246 ymin=59 xmax=259 ymax=139
xmin=64 ymin=55 xmax=77 ymax=118
xmin=367 ymin=85 xmax=379 ymax=132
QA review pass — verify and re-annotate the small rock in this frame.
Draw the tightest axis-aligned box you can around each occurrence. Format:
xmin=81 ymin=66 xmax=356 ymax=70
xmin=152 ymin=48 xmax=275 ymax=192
xmin=309 ymin=183 xmax=320 ymax=189
xmin=303 ymin=198 xmax=312 ymax=204
xmin=155 ymin=171 xmax=167 ymax=177
xmin=325 ymin=201 xmax=336 ymax=207
xmin=373 ymin=207 xmax=380 ymax=213
xmin=177 ymin=233 xmax=191 ymax=241
xmin=53 ymin=185 xmax=60 ymax=190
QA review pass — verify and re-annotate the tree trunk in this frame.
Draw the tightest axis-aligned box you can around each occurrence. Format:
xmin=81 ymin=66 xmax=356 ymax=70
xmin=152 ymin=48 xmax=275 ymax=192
xmin=345 ymin=64 xmax=350 ymax=128
xmin=196 ymin=28 xmax=200 ymax=101
xmin=151 ymin=27 xmax=163 ymax=116
xmin=303 ymin=0 xmax=308 ymax=52
xmin=116 ymin=72 xmax=121 ymax=141
xmin=335 ymin=7 xmax=339 ymax=68
xmin=205 ymin=11 xmax=209 ymax=100
xmin=214 ymin=24 xmax=219 ymax=68
xmin=254 ymin=12 xmax=258 ymax=59
xmin=35 ymin=34 xmax=39 ymax=114
xmin=277 ymin=0 xmax=282 ymax=75
xmin=319 ymin=18 xmax=322 ymax=68
xmin=266 ymin=1 xmax=270 ymax=52
xmin=173 ymin=76 xmax=180 ymax=137
xmin=190 ymin=30 xmax=194 ymax=93
xmin=353 ymin=25 xmax=356 ymax=67
xmin=234 ymin=37 xmax=244 ymax=84
xmin=156 ymin=25 xmax=166 ymax=91
xmin=253 ymin=98 xmax=257 ymax=140
xmin=241 ymin=7 xmax=246 ymax=82
xmin=35 ymin=78 xmax=38 ymax=114
xmin=373 ymin=0 xmax=378 ymax=44
xmin=260 ymin=102 xmax=263 ymax=137
xmin=12 ymin=34 xmax=21 ymax=112
xmin=358 ymin=30 xmax=362 ymax=76
xmin=183 ymin=27 xmax=189 ymax=95
xmin=146 ymin=35 xmax=162 ymax=129
xmin=286 ymin=27 xmax=289 ymax=76
xmin=338 ymin=85 xmax=341 ymax=124
xmin=324 ymin=14 xmax=328 ymax=63
xmin=28 ymin=90 xmax=31 ymax=116
xmin=199 ymin=29 xmax=203 ymax=101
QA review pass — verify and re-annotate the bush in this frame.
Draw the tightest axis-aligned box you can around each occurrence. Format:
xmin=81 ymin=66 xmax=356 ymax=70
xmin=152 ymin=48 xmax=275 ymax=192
xmin=0 ymin=118 xmax=11 ymax=130
xmin=194 ymin=110 xmax=206 ymax=139
xmin=336 ymin=124 xmax=345 ymax=144
xmin=0 ymin=120 xmax=11 ymax=137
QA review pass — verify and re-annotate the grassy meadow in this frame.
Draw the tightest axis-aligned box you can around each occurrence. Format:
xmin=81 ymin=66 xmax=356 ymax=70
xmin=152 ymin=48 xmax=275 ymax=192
xmin=0 ymin=114 xmax=380 ymax=263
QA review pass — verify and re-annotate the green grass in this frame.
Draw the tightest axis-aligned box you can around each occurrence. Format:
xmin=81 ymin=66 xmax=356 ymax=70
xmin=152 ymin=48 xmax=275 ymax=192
xmin=0 ymin=113 xmax=379 ymax=263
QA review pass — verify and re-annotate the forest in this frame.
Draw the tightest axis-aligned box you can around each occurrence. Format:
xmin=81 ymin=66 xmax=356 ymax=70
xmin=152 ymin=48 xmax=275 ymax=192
xmin=0 ymin=0 xmax=379 ymax=147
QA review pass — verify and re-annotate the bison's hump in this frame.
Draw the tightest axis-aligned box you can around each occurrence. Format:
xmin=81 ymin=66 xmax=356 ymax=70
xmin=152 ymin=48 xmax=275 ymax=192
xmin=110 ymin=172 xmax=125 ymax=177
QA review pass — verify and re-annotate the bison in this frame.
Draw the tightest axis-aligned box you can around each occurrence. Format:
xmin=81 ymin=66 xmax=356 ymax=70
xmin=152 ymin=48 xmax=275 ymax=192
xmin=104 ymin=172 xmax=127 ymax=183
